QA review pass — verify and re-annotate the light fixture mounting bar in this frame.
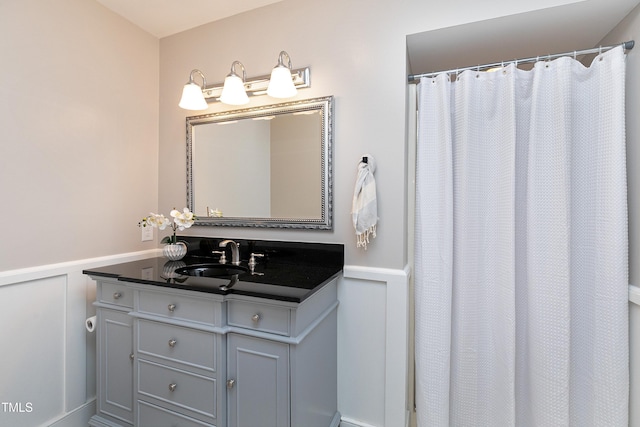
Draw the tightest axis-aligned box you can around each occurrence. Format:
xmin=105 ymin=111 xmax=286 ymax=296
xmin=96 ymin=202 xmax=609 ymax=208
xmin=201 ymin=67 xmax=310 ymax=102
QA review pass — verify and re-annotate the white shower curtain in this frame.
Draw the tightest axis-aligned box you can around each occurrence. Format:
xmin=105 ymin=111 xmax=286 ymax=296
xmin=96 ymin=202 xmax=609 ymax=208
xmin=414 ymin=46 xmax=629 ymax=426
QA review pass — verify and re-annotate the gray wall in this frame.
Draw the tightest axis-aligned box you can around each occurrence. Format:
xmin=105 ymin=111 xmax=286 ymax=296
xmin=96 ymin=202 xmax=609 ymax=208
xmin=0 ymin=0 xmax=159 ymax=271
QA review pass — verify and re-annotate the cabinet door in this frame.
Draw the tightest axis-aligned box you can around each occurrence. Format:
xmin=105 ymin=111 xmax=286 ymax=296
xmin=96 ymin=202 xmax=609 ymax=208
xmin=98 ymin=308 xmax=134 ymax=424
xmin=227 ymin=334 xmax=289 ymax=427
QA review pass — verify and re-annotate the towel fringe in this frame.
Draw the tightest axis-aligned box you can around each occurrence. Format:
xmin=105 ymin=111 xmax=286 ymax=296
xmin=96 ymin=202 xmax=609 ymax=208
xmin=356 ymin=224 xmax=377 ymax=250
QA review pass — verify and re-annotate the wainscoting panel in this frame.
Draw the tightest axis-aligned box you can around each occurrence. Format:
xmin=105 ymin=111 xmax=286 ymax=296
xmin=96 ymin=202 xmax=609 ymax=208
xmin=0 ymin=275 xmax=66 ymax=426
xmin=339 ymin=265 xmax=411 ymax=427
xmin=0 ymin=250 xmax=158 ymax=427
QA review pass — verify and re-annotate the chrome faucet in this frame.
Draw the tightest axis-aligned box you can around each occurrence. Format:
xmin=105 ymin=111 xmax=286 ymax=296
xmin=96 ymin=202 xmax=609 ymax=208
xmin=219 ymin=240 xmax=240 ymax=265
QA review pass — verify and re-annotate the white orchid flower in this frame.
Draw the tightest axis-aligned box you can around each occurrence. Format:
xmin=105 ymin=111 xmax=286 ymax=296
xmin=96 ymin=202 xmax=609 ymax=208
xmin=140 ymin=208 xmax=195 ymax=247
xmin=171 ymin=207 xmax=195 ymax=231
xmin=147 ymin=213 xmax=170 ymax=230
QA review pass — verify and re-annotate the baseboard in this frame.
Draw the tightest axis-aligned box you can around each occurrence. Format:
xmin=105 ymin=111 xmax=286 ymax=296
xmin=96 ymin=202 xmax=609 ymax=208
xmin=46 ymin=399 xmax=96 ymax=427
xmin=330 ymin=411 xmax=341 ymax=427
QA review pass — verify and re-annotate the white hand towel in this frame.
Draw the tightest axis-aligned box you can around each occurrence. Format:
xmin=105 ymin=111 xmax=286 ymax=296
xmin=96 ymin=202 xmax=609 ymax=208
xmin=352 ymin=155 xmax=378 ymax=249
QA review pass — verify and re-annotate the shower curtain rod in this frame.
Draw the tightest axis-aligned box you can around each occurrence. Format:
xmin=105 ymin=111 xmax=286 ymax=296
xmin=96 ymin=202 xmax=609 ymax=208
xmin=407 ymin=40 xmax=634 ymax=83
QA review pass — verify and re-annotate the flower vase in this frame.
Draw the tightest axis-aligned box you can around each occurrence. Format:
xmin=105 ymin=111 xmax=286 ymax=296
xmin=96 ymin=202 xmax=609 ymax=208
xmin=163 ymin=242 xmax=187 ymax=261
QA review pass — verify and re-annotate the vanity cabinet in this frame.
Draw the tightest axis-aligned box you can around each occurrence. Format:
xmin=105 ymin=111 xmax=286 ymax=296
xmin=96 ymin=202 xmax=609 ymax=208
xmin=93 ymin=281 xmax=135 ymax=426
xmin=88 ymin=270 xmax=340 ymax=427
xmin=225 ymin=294 xmax=340 ymax=427
xmin=133 ymin=287 xmax=225 ymax=427
xmin=227 ymin=334 xmax=289 ymax=426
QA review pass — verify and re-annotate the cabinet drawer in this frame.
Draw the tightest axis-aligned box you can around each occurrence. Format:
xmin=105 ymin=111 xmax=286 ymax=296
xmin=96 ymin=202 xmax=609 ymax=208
xmin=137 ymin=319 xmax=217 ymax=372
xmin=138 ymin=400 xmax=214 ymax=427
xmin=228 ymin=300 xmax=291 ymax=336
xmin=100 ymin=282 xmax=134 ymax=308
xmin=138 ymin=360 xmax=216 ymax=420
xmin=138 ymin=290 xmax=218 ymax=325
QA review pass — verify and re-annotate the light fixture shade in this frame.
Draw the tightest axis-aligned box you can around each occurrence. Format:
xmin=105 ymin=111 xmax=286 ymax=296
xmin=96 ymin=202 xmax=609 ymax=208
xmin=179 ymin=82 xmax=208 ymax=110
xmin=267 ymin=66 xmax=297 ymax=98
xmin=220 ymin=74 xmax=249 ymax=105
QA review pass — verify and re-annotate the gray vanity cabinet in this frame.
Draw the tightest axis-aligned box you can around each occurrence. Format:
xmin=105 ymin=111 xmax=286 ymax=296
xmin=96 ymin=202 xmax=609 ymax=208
xmin=225 ymin=285 xmax=340 ymax=427
xmin=133 ymin=287 xmax=225 ymax=427
xmin=88 ymin=274 xmax=340 ymax=427
xmin=227 ymin=334 xmax=290 ymax=426
xmin=93 ymin=281 xmax=135 ymax=427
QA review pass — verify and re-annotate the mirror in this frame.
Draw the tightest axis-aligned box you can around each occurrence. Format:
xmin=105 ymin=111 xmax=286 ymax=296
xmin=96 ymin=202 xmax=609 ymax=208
xmin=186 ymin=96 xmax=333 ymax=229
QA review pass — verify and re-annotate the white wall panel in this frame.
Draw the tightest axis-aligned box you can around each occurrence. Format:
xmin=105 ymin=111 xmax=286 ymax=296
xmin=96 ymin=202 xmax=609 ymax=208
xmin=0 ymin=276 xmax=66 ymax=426
xmin=0 ymin=250 xmax=158 ymax=427
xmin=339 ymin=266 xmax=410 ymax=427
xmin=338 ymin=276 xmax=387 ymax=426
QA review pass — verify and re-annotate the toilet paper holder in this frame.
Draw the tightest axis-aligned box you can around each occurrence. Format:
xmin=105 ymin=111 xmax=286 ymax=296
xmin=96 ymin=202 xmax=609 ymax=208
xmin=86 ymin=316 xmax=97 ymax=332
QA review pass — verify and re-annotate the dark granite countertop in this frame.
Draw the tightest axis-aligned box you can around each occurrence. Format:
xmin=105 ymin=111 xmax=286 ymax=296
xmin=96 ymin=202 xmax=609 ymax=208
xmin=83 ymin=238 xmax=344 ymax=303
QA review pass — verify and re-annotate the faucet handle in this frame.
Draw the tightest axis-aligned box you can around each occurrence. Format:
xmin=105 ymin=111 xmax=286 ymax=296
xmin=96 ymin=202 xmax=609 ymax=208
xmin=212 ymin=250 xmax=227 ymax=264
xmin=248 ymin=253 xmax=265 ymax=269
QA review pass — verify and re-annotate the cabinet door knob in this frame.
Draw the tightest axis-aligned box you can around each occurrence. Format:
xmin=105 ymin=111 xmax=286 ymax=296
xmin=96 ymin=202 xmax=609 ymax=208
xmin=168 ymin=339 xmax=177 ymax=348
xmin=227 ymin=379 xmax=235 ymax=389
xmin=129 ymin=353 xmax=134 ymax=361
xmin=169 ymin=383 xmax=177 ymax=392
xmin=251 ymin=314 xmax=261 ymax=323
xmin=113 ymin=292 xmax=122 ymax=300
xmin=168 ymin=303 xmax=177 ymax=312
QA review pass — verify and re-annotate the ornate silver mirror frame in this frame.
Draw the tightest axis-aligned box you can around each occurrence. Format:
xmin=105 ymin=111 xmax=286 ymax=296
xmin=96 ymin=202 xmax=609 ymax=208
xmin=186 ymin=96 xmax=333 ymax=229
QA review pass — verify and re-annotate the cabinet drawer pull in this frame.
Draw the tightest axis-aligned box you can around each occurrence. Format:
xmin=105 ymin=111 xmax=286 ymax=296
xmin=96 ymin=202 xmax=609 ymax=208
xmin=227 ymin=379 xmax=235 ymax=389
xmin=113 ymin=292 xmax=122 ymax=300
xmin=168 ymin=383 xmax=177 ymax=392
xmin=168 ymin=303 xmax=177 ymax=312
xmin=168 ymin=339 xmax=177 ymax=348
xmin=251 ymin=314 xmax=261 ymax=323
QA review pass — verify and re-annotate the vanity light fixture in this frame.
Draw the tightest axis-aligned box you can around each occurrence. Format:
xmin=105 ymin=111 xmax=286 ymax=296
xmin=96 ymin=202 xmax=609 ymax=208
xmin=219 ymin=61 xmax=249 ymax=105
xmin=267 ymin=51 xmax=297 ymax=98
xmin=178 ymin=69 xmax=208 ymax=110
xmin=178 ymin=51 xmax=311 ymax=110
